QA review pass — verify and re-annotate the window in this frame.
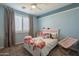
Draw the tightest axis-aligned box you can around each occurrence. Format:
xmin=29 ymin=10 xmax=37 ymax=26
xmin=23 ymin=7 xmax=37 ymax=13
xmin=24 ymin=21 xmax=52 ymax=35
xmin=23 ymin=17 xmax=29 ymax=32
xmin=15 ymin=14 xmax=29 ymax=33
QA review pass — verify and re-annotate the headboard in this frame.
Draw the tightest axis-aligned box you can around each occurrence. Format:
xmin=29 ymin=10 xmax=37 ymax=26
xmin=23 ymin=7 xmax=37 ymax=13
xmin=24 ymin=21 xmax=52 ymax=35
xmin=37 ymin=28 xmax=59 ymax=39
xmin=45 ymin=28 xmax=59 ymax=39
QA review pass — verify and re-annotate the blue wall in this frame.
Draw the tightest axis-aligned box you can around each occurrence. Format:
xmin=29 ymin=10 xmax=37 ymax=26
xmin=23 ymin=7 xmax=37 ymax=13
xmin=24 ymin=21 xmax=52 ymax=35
xmin=0 ymin=5 xmax=4 ymax=48
xmin=38 ymin=7 xmax=79 ymax=39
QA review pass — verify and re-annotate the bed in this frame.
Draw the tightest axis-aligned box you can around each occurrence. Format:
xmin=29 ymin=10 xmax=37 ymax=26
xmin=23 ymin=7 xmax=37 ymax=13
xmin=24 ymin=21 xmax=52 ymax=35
xmin=23 ymin=28 xmax=59 ymax=56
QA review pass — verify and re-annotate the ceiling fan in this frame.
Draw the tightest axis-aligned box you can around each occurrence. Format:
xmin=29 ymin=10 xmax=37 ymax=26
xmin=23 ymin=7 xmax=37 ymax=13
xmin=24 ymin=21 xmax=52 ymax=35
xmin=22 ymin=3 xmax=42 ymax=10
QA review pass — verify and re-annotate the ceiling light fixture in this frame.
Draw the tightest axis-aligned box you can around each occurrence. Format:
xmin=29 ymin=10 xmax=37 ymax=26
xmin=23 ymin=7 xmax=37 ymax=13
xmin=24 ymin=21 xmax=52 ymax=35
xmin=31 ymin=3 xmax=37 ymax=9
xmin=31 ymin=4 xmax=36 ymax=9
xmin=31 ymin=3 xmax=41 ymax=10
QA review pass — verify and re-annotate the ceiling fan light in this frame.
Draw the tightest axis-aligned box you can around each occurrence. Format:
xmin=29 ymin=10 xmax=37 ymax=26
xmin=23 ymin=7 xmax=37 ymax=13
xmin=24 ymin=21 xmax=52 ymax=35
xmin=31 ymin=4 xmax=36 ymax=9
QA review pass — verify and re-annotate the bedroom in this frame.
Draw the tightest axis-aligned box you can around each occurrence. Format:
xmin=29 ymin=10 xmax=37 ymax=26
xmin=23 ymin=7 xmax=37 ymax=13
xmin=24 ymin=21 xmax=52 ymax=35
xmin=0 ymin=3 xmax=79 ymax=56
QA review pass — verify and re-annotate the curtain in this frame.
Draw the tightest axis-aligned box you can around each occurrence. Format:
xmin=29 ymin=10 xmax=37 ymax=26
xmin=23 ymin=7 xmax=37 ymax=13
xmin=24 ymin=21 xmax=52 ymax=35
xmin=29 ymin=16 xmax=34 ymax=37
xmin=4 ymin=6 xmax=15 ymax=48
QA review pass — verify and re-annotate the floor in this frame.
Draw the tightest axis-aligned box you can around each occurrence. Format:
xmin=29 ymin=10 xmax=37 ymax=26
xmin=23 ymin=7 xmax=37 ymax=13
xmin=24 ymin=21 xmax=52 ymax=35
xmin=0 ymin=44 xmax=30 ymax=56
xmin=0 ymin=44 xmax=78 ymax=56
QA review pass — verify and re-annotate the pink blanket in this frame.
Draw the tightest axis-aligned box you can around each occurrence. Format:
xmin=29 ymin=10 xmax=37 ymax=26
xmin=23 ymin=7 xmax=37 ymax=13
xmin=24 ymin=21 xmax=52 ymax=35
xmin=33 ymin=40 xmax=45 ymax=49
xmin=24 ymin=36 xmax=45 ymax=49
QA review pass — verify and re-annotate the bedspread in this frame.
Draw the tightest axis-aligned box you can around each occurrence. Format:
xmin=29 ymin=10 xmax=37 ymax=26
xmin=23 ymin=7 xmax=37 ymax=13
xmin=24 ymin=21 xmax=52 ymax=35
xmin=24 ymin=37 xmax=58 ymax=56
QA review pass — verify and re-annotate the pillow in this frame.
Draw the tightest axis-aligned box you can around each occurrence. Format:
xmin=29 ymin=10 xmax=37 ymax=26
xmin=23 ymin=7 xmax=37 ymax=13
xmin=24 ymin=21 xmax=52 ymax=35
xmin=43 ymin=33 xmax=50 ymax=39
xmin=50 ymin=33 xmax=57 ymax=39
xmin=37 ymin=32 xmax=50 ymax=39
xmin=37 ymin=32 xmax=44 ymax=37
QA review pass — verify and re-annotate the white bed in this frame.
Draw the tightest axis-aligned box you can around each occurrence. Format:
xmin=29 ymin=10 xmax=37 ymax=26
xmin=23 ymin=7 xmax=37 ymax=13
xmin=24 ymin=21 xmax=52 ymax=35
xmin=23 ymin=28 xmax=59 ymax=56
xmin=24 ymin=37 xmax=58 ymax=56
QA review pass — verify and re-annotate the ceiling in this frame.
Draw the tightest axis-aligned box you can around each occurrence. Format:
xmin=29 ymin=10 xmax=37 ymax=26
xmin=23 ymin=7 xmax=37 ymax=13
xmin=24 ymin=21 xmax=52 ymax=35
xmin=2 ymin=3 xmax=71 ymax=16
